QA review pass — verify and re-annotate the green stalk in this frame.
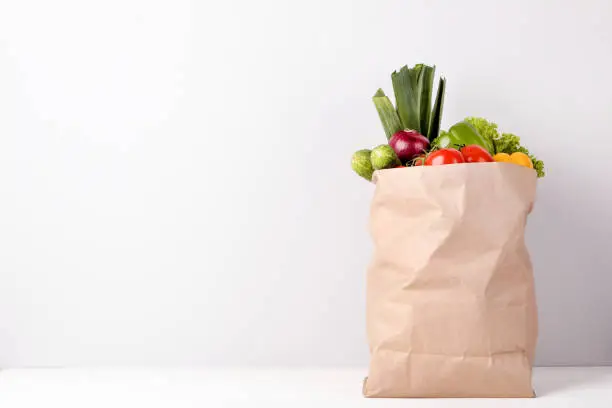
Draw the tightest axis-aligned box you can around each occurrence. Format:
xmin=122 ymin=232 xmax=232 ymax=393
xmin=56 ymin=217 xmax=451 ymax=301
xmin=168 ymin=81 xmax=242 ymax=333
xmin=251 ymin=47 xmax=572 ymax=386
xmin=428 ymin=76 xmax=446 ymax=142
xmin=372 ymin=89 xmax=402 ymax=140
xmin=410 ymin=64 xmax=423 ymax=95
xmin=418 ymin=66 xmax=435 ymax=139
xmin=392 ymin=66 xmax=420 ymax=132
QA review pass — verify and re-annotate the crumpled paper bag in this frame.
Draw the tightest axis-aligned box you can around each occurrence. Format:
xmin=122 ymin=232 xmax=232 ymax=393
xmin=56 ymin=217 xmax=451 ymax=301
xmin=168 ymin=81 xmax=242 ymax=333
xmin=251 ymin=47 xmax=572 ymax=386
xmin=364 ymin=163 xmax=538 ymax=398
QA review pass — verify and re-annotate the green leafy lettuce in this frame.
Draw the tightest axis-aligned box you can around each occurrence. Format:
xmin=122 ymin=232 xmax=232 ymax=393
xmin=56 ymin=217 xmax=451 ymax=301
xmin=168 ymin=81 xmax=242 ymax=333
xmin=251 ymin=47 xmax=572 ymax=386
xmin=464 ymin=117 xmax=545 ymax=178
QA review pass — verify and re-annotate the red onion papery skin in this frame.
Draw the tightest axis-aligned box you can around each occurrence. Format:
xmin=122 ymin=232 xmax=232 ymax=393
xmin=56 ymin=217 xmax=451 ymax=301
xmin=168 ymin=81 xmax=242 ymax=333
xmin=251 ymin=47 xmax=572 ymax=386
xmin=389 ymin=130 xmax=430 ymax=162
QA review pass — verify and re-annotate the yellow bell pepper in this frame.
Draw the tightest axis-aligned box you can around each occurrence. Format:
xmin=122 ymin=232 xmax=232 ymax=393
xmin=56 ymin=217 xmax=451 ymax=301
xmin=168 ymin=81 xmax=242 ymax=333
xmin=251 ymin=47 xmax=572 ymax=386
xmin=510 ymin=152 xmax=533 ymax=168
xmin=493 ymin=152 xmax=533 ymax=169
xmin=493 ymin=153 xmax=512 ymax=163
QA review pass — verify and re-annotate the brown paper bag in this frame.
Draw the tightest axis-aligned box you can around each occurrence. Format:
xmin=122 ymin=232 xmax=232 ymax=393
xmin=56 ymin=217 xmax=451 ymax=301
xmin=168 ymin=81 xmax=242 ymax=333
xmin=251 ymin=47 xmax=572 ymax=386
xmin=364 ymin=162 xmax=538 ymax=398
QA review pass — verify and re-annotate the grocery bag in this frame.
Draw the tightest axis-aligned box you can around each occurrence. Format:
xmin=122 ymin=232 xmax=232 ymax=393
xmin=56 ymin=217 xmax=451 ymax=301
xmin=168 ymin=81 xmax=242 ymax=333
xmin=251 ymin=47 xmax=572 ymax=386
xmin=363 ymin=162 xmax=538 ymax=398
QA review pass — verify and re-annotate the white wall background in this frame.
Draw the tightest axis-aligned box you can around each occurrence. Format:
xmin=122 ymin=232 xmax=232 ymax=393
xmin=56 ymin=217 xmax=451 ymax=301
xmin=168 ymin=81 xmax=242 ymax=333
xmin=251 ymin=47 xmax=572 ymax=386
xmin=0 ymin=0 xmax=611 ymax=367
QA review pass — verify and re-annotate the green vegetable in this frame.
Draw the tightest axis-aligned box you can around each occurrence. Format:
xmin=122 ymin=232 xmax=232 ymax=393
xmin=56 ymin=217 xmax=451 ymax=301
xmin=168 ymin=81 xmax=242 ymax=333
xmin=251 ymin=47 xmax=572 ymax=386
xmin=410 ymin=64 xmax=423 ymax=92
xmin=372 ymin=89 xmax=403 ymax=140
xmin=497 ymin=134 xmax=545 ymax=178
xmin=463 ymin=117 xmax=499 ymax=146
xmin=377 ymin=64 xmax=445 ymax=141
xmin=392 ymin=66 xmax=420 ymax=132
xmin=464 ymin=117 xmax=545 ymax=178
xmin=370 ymin=144 xmax=401 ymax=170
xmin=418 ymin=66 xmax=435 ymax=137
xmin=433 ymin=121 xmax=495 ymax=153
xmin=428 ymin=77 xmax=446 ymax=142
xmin=351 ymin=149 xmax=374 ymax=181
xmin=430 ymin=129 xmax=448 ymax=150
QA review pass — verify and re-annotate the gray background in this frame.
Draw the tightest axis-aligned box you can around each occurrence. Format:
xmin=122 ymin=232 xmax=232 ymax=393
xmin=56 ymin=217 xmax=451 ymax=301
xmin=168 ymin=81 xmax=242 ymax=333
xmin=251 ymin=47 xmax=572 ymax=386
xmin=0 ymin=0 xmax=611 ymax=367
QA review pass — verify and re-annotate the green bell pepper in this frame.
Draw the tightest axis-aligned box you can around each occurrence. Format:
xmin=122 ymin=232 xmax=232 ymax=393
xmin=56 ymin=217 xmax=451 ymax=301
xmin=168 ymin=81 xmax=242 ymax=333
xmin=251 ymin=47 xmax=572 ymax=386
xmin=435 ymin=121 xmax=495 ymax=154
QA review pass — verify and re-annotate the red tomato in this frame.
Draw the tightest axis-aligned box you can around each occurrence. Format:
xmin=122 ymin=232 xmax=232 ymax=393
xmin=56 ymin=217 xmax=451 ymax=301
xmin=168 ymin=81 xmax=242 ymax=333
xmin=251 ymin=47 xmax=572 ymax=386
xmin=413 ymin=155 xmax=425 ymax=166
xmin=460 ymin=145 xmax=494 ymax=163
xmin=425 ymin=148 xmax=464 ymax=166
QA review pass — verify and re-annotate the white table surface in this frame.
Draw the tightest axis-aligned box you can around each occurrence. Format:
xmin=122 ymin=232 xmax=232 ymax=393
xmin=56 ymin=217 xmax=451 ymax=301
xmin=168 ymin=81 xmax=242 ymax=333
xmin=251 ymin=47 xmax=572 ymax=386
xmin=0 ymin=367 xmax=610 ymax=407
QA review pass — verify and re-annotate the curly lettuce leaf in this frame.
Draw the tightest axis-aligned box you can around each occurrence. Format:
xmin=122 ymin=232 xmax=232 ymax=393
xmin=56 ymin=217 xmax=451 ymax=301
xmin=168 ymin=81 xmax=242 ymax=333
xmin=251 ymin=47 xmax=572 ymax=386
xmin=464 ymin=117 xmax=545 ymax=178
xmin=464 ymin=117 xmax=501 ymax=146
xmin=495 ymin=132 xmax=521 ymax=154
xmin=516 ymin=145 xmax=545 ymax=178
xmin=496 ymin=132 xmax=545 ymax=178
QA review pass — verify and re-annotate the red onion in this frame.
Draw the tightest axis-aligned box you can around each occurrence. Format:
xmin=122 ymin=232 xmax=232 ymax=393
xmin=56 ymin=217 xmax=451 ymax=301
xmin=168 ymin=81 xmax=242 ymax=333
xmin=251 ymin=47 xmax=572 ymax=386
xmin=389 ymin=130 xmax=430 ymax=162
